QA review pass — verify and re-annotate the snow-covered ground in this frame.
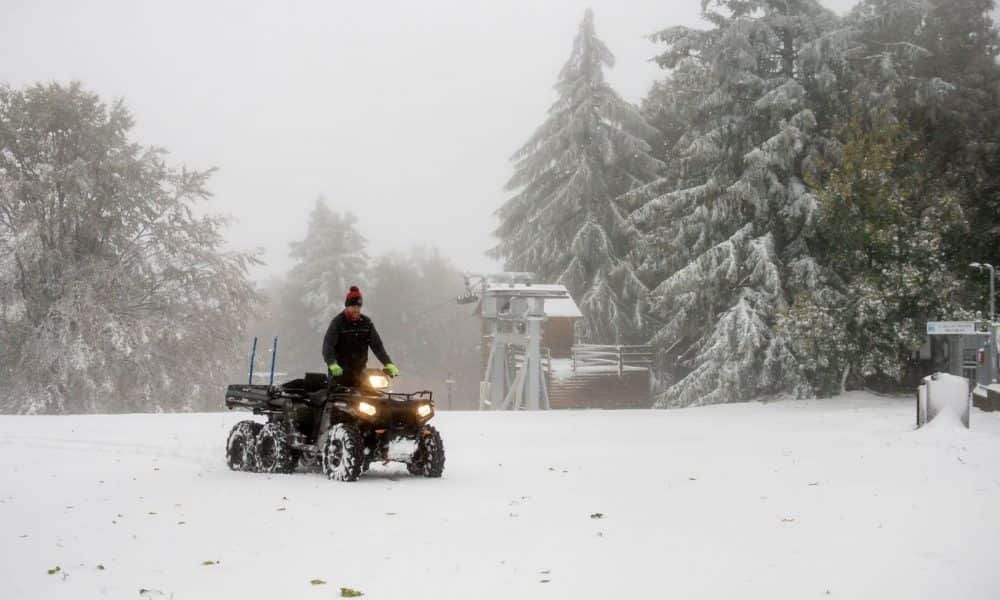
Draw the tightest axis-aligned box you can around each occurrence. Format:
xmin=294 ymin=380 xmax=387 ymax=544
xmin=2 ymin=392 xmax=999 ymax=600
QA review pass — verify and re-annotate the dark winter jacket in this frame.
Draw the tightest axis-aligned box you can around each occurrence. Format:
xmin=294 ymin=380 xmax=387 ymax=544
xmin=322 ymin=312 xmax=392 ymax=377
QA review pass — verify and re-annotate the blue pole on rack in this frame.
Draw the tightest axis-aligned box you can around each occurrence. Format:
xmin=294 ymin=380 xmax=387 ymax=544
xmin=248 ymin=337 xmax=258 ymax=384
xmin=269 ymin=336 xmax=278 ymax=385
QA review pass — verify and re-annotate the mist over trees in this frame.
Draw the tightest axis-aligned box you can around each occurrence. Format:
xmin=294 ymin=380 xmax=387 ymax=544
xmin=249 ymin=199 xmax=481 ymax=408
xmin=288 ymin=200 xmax=369 ymax=335
xmin=497 ymin=1 xmax=1000 ymax=405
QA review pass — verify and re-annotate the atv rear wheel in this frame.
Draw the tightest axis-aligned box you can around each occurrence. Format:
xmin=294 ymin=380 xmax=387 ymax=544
xmin=255 ymin=422 xmax=299 ymax=474
xmin=407 ymin=425 xmax=445 ymax=478
xmin=323 ymin=423 xmax=364 ymax=481
xmin=226 ymin=420 xmax=262 ymax=472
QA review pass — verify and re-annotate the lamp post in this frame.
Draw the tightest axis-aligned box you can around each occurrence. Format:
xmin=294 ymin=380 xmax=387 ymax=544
xmin=970 ymin=262 xmax=996 ymax=383
xmin=445 ymin=372 xmax=455 ymax=410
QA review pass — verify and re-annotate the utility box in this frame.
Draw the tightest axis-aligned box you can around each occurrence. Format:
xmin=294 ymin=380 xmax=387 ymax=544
xmin=925 ymin=321 xmax=994 ymax=386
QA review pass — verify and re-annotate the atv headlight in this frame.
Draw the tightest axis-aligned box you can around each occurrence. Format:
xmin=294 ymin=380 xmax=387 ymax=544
xmin=367 ymin=374 xmax=390 ymax=389
xmin=416 ymin=404 xmax=432 ymax=418
xmin=358 ymin=401 xmax=377 ymax=416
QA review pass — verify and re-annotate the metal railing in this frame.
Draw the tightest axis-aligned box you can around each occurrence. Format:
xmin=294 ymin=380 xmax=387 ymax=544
xmin=571 ymin=344 xmax=654 ymax=376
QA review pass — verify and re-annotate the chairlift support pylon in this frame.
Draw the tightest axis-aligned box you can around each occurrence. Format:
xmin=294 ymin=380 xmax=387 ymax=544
xmin=463 ymin=273 xmax=572 ymax=410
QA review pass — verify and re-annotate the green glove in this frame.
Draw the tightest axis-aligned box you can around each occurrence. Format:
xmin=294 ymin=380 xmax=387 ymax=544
xmin=384 ymin=363 xmax=399 ymax=378
xmin=328 ymin=362 xmax=343 ymax=377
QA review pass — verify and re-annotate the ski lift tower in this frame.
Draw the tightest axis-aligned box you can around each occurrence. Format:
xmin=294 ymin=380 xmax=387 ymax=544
xmin=468 ymin=273 xmax=573 ymax=410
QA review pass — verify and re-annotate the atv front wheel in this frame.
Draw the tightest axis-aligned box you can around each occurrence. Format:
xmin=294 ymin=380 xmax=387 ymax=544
xmin=226 ymin=420 xmax=262 ymax=472
xmin=407 ymin=425 xmax=445 ymax=478
xmin=255 ymin=422 xmax=299 ymax=474
xmin=323 ymin=423 xmax=364 ymax=481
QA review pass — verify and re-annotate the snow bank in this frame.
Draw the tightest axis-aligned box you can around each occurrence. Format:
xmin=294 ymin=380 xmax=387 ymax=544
xmin=919 ymin=373 xmax=971 ymax=428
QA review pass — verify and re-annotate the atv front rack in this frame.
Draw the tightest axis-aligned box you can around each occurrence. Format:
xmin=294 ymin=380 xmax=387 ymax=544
xmin=379 ymin=390 xmax=433 ymax=402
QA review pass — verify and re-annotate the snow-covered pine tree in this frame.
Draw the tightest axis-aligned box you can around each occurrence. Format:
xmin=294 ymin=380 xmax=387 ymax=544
xmin=491 ymin=8 xmax=664 ymax=344
xmin=0 ymin=82 xmax=259 ymax=413
xmin=287 ymin=198 xmax=368 ymax=334
xmin=627 ymin=43 xmax=717 ymax=291
xmin=634 ymin=0 xmax=849 ymax=406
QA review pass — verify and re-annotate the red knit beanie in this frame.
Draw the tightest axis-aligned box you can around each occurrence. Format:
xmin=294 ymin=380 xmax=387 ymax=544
xmin=345 ymin=286 xmax=363 ymax=307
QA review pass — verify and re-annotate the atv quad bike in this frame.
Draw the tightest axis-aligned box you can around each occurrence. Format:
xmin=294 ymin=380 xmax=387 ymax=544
xmin=224 ymin=368 xmax=444 ymax=481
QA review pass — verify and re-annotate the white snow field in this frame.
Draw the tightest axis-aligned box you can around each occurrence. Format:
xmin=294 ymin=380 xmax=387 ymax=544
xmin=2 ymin=392 xmax=999 ymax=600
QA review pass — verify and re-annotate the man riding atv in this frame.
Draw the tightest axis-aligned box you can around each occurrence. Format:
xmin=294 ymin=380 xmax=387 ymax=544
xmin=323 ymin=286 xmax=399 ymax=385
xmin=224 ymin=286 xmax=443 ymax=481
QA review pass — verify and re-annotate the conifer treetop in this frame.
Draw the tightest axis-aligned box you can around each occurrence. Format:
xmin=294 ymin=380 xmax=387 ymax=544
xmin=493 ymin=8 xmax=663 ymax=343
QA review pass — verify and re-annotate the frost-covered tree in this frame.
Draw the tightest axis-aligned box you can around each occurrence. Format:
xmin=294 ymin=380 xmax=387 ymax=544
xmin=0 ymin=82 xmax=259 ymax=414
xmin=634 ymin=0 xmax=848 ymax=406
xmin=287 ymin=198 xmax=368 ymax=334
xmin=628 ymin=48 xmax=716 ymax=289
xmin=491 ymin=8 xmax=664 ymax=343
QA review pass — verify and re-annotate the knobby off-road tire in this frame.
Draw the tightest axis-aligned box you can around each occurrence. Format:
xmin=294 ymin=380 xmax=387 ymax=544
xmin=407 ymin=424 xmax=445 ymax=478
xmin=323 ymin=423 xmax=364 ymax=482
xmin=255 ymin=422 xmax=299 ymax=474
xmin=226 ymin=420 xmax=262 ymax=472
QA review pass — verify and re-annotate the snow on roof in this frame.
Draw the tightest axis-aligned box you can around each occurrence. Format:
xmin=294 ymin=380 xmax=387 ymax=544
xmin=544 ymin=296 xmax=583 ymax=318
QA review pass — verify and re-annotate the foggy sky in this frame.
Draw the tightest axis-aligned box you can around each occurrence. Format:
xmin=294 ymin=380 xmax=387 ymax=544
xmin=3 ymin=0 xmax=861 ymax=282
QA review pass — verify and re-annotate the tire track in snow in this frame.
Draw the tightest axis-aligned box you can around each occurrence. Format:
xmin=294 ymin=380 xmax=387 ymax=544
xmin=0 ymin=434 xmax=220 ymax=467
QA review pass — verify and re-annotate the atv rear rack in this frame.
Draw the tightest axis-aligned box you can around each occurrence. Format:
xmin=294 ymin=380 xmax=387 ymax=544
xmin=225 ymin=383 xmax=434 ymax=413
xmin=224 ymin=384 xmax=297 ymax=412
